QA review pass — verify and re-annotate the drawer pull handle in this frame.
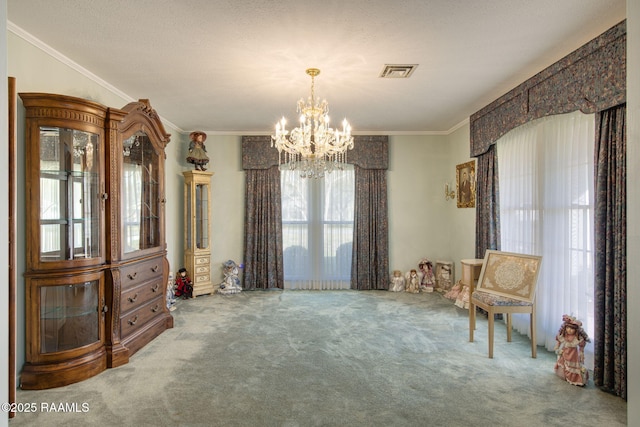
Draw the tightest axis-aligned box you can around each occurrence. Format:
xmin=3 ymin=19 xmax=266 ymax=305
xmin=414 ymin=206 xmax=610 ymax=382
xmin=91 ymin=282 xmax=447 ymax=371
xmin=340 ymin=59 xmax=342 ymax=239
xmin=127 ymin=272 xmax=138 ymax=280
xmin=151 ymin=283 xmax=159 ymax=292
xmin=151 ymin=304 xmax=160 ymax=313
xmin=128 ymin=293 xmax=138 ymax=303
xmin=151 ymin=265 xmax=159 ymax=272
xmin=128 ymin=315 xmax=139 ymax=326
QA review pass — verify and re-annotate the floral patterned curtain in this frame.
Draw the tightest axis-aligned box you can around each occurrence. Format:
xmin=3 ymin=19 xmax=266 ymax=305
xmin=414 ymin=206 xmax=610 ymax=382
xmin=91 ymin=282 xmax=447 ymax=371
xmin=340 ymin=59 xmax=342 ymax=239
xmin=351 ymin=166 xmax=389 ymax=290
xmin=474 ymin=145 xmax=500 ymax=259
xmin=593 ymin=104 xmax=627 ymax=399
xmin=243 ymin=166 xmax=284 ymax=290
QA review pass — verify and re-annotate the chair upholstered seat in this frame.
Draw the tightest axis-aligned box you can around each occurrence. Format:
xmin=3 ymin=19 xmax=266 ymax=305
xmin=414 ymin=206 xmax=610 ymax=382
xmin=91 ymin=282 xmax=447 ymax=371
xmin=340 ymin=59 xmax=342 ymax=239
xmin=471 ymin=291 xmax=533 ymax=307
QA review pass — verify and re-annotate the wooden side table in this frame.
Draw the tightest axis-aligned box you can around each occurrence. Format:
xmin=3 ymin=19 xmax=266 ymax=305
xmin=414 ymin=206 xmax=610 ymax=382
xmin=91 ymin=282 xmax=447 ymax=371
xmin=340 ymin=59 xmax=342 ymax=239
xmin=460 ymin=258 xmax=484 ymax=298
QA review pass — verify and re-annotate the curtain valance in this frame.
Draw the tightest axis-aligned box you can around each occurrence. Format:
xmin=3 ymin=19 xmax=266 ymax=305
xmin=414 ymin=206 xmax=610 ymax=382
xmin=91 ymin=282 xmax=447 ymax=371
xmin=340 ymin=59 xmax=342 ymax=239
xmin=242 ymin=135 xmax=388 ymax=170
xmin=470 ymin=20 xmax=626 ymax=157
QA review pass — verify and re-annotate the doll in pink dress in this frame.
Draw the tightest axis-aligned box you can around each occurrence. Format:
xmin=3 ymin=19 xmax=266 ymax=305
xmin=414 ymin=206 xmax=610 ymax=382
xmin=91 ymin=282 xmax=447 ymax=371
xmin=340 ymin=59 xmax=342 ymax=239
xmin=554 ymin=314 xmax=590 ymax=386
xmin=444 ymin=280 xmax=462 ymax=301
xmin=418 ymin=258 xmax=435 ymax=293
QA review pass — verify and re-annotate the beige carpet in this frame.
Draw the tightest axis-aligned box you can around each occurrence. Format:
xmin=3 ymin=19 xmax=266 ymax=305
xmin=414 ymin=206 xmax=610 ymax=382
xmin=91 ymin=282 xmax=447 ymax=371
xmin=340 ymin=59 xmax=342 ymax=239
xmin=11 ymin=290 xmax=626 ymax=426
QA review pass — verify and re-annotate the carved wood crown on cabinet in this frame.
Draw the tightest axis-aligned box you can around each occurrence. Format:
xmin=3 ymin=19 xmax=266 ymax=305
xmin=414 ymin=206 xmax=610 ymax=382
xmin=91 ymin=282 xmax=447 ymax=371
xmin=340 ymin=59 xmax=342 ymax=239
xmin=20 ymin=93 xmax=173 ymax=390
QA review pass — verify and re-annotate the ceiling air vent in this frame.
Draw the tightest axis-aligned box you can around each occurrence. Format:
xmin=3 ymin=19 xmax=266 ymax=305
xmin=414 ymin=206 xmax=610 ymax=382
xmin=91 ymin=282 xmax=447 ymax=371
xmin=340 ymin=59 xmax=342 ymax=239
xmin=379 ymin=64 xmax=418 ymax=78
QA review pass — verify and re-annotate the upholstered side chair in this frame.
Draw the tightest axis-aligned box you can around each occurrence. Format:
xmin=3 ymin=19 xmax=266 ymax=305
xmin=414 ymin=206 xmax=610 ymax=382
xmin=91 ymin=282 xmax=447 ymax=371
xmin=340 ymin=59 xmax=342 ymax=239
xmin=469 ymin=250 xmax=542 ymax=359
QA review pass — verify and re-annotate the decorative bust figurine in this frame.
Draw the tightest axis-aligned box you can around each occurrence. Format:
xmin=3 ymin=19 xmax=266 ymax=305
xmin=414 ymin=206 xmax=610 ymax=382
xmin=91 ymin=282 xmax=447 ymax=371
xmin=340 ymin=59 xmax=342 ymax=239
xmin=186 ymin=131 xmax=210 ymax=171
xmin=554 ymin=314 xmax=590 ymax=386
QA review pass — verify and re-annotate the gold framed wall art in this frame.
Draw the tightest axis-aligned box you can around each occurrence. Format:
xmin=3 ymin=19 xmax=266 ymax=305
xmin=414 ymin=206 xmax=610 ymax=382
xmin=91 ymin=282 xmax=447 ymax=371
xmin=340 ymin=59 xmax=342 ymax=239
xmin=456 ymin=160 xmax=475 ymax=208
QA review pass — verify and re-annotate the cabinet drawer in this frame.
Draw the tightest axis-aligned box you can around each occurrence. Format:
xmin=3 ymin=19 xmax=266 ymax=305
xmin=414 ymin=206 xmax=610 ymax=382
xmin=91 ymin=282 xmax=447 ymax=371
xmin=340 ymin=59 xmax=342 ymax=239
xmin=120 ymin=257 xmax=164 ymax=289
xmin=195 ymin=265 xmax=210 ymax=275
xmin=120 ymin=296 xmax=164 ymax=338
xmin=195 ymin=256 xmax=210 ymax=266
xmin=120 ymin=279 xmax=163 ymax=314
xmin=195 ymin=274 xmax=210 ymax=283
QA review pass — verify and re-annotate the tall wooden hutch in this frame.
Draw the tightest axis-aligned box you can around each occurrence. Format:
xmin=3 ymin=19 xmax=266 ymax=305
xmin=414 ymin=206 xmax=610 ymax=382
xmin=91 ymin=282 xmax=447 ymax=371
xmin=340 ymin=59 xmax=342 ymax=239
xmin=183 ymin=170 xmax=214 ymax=297
xmin=20 ymin=93 xmax=173 ymax=389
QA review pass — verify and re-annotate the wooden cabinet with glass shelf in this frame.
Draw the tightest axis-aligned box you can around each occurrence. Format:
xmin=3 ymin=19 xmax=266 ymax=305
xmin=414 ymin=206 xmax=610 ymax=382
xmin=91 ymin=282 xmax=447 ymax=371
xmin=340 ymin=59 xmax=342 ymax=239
xmin=104 ymin=99 xmax=173 ymax=368
xmin=183 ymin=170 xmax=214 ymax=296
xmin=20 ymin=93 xmax=173 ymax=389
xmin=20 ymin=93 xmax=109 ymax=389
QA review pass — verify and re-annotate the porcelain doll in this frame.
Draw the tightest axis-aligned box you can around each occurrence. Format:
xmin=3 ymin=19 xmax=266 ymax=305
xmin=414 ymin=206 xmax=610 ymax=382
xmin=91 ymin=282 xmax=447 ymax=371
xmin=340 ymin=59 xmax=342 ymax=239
xmin=444 ymin=280 xmax=462 ymax=301
xmin=418 ymin=258 xmax=435 ymax=292
xmin=218 ymin=260 xmax=243 ymax=295
xmin=186 ymin=130 xmax=210 ymax=171
xmin=454 ymin=283 xmax=470 ymax=309
xmin=405 ymin=269 xmax=420 ymax=293
xmin=389 ymin=270 xmax=406 ymax=292
xmin=166 ymin=273 xmax=177 ymax=311
xmin=554 ymin=314 xmax=591 ymax=386
xmin=437 ymin=263 xmax=453 ymax=291
xmin=174 ymin=268 xmax=194 ymax=299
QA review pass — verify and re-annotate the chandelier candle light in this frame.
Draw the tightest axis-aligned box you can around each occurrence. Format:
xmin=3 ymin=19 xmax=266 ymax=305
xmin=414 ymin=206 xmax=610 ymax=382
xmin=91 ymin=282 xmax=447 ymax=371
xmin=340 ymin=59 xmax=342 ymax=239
xmin=271 ymin=68 xmax=354 ymax=178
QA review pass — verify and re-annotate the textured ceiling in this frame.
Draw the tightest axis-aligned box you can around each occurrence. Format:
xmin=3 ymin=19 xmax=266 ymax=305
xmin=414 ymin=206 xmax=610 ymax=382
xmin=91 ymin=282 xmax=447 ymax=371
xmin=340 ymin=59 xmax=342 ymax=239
xmin=7 ymin=0 xmax=626 ymax=134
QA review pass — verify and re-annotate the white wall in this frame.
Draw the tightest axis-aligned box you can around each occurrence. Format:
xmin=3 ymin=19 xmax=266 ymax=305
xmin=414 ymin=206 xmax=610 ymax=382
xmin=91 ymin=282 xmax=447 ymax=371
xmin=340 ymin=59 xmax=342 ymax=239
xmin=445 ymin=123 xmax=478 ymax=266
xmin=388 ymin=134 xmax=456 ymax=274
xmin=207 ymin=135 xmax=245 ymax=276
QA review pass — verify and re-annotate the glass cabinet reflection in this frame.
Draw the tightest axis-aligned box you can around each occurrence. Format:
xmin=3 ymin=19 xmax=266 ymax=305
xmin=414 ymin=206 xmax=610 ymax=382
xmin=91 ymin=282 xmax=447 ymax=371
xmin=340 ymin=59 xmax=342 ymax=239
xmin=40 ymin=280 xmax=100 ymax=353
xmin=39 ymin=127 xmax=101 ymax=262
xmin=122 ymin=131 xmax=161 ymax=253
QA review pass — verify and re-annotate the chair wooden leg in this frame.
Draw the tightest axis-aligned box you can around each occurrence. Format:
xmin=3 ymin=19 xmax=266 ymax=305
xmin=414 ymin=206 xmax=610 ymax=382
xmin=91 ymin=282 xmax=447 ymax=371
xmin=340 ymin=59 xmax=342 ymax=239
xmin=530 ymin=310 xmax=537 ymax=358
xmin=506 ymin=313 xmax=512 ymax=342
xmin=487 ymin=309 xmax=494 ymax=358
xmin=469 ymin=301 xmax=476 ymax=342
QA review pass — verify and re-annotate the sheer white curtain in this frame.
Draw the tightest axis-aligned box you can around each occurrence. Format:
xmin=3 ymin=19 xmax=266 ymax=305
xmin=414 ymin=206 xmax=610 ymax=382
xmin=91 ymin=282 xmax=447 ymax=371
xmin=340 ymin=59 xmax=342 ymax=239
xmin=122 ymin=163 xmax=142 ymax=252
xmin=497 ymin=110 xmax=595 ymax=367
xmin=281 ymin=165 xmax=354 ymax=290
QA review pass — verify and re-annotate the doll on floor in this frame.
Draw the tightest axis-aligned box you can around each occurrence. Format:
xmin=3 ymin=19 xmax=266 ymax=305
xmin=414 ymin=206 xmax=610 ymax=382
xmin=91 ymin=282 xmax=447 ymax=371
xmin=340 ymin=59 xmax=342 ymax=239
xmin=444 ymin=280 xmax=463 ymax=301
xmin=174 ymin=268 xmax=194 ymax=299
xmin=418 ymin=258 xmax=435 ymax=293
xmin=218 ymin=260 xmax=243 ymax=295
xmin=453 ymin=282 xmax=470 ymax=309
xmin=389 ymin=270 xmax=406 ymax=292
xmin=554 ymin=314 xmax=591 ymax=386
xmin=405 ymin=269 xmax=420 ymax=293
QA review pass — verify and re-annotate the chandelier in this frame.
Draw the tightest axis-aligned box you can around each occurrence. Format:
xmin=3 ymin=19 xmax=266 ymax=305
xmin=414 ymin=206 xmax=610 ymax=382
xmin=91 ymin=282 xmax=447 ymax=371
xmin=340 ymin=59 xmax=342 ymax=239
xmin=271 ymin=68 xmax=354 ymax=178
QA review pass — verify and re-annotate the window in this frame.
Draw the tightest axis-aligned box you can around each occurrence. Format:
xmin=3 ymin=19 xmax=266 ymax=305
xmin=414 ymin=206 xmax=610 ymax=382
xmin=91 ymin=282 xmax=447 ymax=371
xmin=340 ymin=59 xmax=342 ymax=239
xmin=497 ymin=110 xmax=595 ymax=367
xmin=281 ymin=166 xmax=354 ymax=289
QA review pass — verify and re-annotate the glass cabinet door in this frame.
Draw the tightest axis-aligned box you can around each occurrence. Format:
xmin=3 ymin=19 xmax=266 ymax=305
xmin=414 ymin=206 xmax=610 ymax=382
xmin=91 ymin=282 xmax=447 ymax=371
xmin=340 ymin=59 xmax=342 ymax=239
xmin=39 ymin=279 xmax=101 ymax=353
xmin=195 ymin=183 xmax=209 ymax=250
xmin=122 ymin=131 xmax=161 ymax=253
xmin=39 ymin=127 xmax=101 ymax=262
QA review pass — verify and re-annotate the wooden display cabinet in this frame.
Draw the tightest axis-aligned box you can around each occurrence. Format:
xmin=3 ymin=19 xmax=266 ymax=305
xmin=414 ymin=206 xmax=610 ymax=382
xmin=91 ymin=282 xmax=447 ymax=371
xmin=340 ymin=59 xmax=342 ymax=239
xmin=20 ymin=93 xmax=173 ymax=389
xmin=104 ymin=99 xmax=174 ymax=368
xmin=21 ymin=94 xmax=109 ymax=389
xmin=183 ymin=170 xmax=214 ymax=296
